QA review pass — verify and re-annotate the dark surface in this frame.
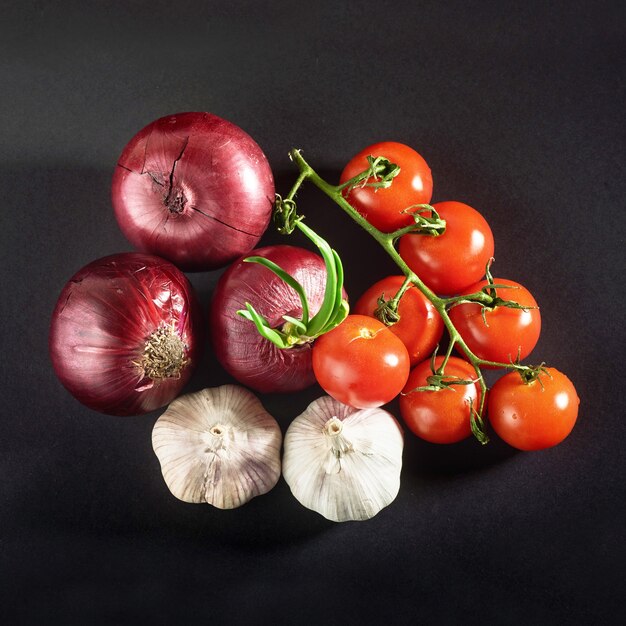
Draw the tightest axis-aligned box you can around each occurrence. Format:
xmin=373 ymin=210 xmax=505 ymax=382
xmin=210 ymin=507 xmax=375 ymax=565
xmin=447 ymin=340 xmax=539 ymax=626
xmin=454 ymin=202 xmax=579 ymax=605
xmin=2 ymin=1 xmax=625 ymax=624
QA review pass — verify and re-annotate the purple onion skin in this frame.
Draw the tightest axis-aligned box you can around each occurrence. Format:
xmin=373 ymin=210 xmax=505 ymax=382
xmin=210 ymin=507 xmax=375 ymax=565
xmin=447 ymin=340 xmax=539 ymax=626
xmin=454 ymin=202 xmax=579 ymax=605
xmin=211 ymin=245 xmax=342 ymax=394
xmin=112 ymin=112 xmax=274 ymax=272
xmin=49 ymin=253 xmax=202 ymax=416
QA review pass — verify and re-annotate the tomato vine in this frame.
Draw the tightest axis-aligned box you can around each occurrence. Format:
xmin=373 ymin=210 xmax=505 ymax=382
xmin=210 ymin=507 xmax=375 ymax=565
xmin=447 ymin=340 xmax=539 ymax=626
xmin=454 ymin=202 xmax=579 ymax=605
xmin=275 ymin=148 xmax=543 ymax=443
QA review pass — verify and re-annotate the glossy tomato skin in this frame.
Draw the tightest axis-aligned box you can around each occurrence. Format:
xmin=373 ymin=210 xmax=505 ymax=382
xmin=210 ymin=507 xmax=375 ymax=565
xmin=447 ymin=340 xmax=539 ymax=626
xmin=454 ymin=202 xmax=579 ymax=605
xmin=353 ymin=275 xmax=443 ymax=367
xmin=399 ymin=356 xmax=482 ymax=444
xmin=488 ymin=368 xmax=579 ymax=450
xmin=449 ymin=278 xmax=541 ymax=365
xmin=339 ymin=142 xmax=433 ymax=233
xmin=312 ymin=314 xmax=410 ymax=409
xmin=398 ymin=201 xmax=494 ymax=295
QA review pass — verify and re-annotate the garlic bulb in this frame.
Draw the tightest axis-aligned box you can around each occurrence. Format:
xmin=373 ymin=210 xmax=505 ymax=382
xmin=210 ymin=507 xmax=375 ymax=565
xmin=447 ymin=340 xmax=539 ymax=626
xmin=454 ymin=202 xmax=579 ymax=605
xmin=152 ymin=385 xmax=282 ymax=509
xmin=282 ymin=396 xmax=404 ymax=522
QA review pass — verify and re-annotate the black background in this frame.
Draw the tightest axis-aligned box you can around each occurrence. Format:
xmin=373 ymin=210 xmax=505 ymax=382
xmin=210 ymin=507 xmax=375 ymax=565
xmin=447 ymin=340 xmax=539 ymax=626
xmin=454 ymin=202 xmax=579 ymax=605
xmin=2 ymin=1 xmax=625 ymax=624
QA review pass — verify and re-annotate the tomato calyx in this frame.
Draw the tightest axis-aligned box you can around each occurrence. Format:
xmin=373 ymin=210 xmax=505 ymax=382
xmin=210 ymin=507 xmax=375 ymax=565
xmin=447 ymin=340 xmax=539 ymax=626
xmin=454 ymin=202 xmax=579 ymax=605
xmin=517 ymin=363 xmax=550 ymax=385
xmin=374 ymin=294 xmax=401 ymax=326
xmin=237 ymin=218 xmax=349 ymax=349
xmin=372 ymin=276 xmax=413 ymax=327
xmin=338 ymin=155 xmax=401 ymax=195
xmin=477 ymin=291 xmax=537 ymax=327
xmin=404 ymin=373 xmax=477 ymax=394
xmin=481 ymin=261 xmax=539 ymax=314
xmin=274 ymin=193 xmax=302 ymax=235
xmin=468 ymin=398 xmax=490 ymax=445
xmin=404 ymin=350 xmax=482 ymax=394
xmin=398 ymin=204 xmax=447 ymax=238
xmin=446 ymin=262 xmax=539 ymax=325
xmin=480 ymin=264 xmax=533 ymax=312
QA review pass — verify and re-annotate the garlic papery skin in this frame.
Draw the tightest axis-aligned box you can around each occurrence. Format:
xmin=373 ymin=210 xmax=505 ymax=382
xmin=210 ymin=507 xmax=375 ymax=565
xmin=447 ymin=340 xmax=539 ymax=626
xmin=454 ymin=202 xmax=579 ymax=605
xmin=282 ymin=396 xmax=404 ymax=522
xmin=152 ymin=385 xmax=282 ymax=509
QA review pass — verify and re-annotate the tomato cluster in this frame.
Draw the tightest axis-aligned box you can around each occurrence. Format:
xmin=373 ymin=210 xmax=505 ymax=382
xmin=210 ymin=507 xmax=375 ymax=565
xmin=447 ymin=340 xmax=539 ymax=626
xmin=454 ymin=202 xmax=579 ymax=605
xmin=312 ymin=141 xmax=578 ymax=451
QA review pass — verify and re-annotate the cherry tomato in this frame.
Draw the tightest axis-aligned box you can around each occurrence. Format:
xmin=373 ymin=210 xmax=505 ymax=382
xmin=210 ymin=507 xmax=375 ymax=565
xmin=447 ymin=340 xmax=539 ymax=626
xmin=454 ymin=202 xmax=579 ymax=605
xmin=312 ymin=314 xmax=410 ymax=409
xmin=398 ymin=201 xmax=494 ymax=295
xmin=487 ymin=368 xmax=579 ymax=450
xmin=339 ymin=141 xmax=433 ymax=233
xmin=399 ymin=356 xmax=482 ymax=444
xmin=449 ymin=278 xmax=541 ymax=365
xmin=353 ymin=275 xmax=444 ymax=367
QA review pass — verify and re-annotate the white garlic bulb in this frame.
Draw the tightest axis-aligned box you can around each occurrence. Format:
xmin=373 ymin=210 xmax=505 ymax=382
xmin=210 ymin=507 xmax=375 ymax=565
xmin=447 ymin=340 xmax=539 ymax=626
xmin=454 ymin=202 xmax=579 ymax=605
xmin=152 ymin=385 xmax=282 ymax=509
xmin=282 ymin=396 xmax=404 ymax=522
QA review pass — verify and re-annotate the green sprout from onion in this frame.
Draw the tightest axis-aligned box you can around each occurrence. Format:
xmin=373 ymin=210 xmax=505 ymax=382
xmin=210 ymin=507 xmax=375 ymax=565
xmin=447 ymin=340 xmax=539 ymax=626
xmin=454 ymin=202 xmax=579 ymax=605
xmin=236 ymin=214 xmax=349 ymax=349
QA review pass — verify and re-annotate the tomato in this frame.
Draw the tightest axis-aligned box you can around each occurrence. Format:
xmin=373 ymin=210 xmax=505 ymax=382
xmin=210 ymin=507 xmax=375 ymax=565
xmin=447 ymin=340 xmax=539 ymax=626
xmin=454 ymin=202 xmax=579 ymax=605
xmin=312 ymin=314 xmax=410 ymax=409
xmin=339 ymin=141 xmax=433 ymax=233
xmin=353 ymin=275 xmax=443 ymax=367
xmin=398 ymin=201 xmax=494 ymax=295
xmin=487 ymin=368 xmax=579 ymax=450
xmin=449 ymin=278 xmax=541 ymax=365
xmin=399 ymin=356 xmax=482 ymax=444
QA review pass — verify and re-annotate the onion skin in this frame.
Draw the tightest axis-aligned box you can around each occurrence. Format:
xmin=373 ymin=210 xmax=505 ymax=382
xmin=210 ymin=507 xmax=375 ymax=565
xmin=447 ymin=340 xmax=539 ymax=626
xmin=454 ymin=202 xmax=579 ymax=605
xmin=111 ymin=112 xmax=274 ymax=271
xmin=49 ymin=253 xmax=202 ymax=416
xmin=210 ymin=245 xmax=339 ymax=394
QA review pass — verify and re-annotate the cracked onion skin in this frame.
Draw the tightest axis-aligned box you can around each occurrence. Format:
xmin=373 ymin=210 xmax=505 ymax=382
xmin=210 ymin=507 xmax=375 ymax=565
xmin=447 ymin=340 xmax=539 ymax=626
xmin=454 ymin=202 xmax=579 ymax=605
xmin=49 ymin=253 xmax=202 ymax=416
xmin=111 ymin=112 xmax=274 ymax=272
xmin=211 ymin=245 xmax=341 ymax=394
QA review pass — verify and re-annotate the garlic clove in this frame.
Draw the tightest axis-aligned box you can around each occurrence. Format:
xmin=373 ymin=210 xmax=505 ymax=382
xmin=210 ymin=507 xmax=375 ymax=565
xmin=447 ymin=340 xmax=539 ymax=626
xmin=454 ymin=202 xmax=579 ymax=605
xmin=282 ymin=395 xmax=404 ymax=522
xmin=152 ymin=385 xmax=282 ymax=509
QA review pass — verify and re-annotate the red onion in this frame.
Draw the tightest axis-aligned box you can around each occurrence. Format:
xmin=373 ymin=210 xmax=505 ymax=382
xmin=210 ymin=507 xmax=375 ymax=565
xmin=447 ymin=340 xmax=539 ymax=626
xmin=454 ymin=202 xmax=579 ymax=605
xmin=210 ymin=245 xmax=338 ymax=394
xmin=111 ymin=112 xmax=274 ymax=271
xmin=50 ymin=253 xmax=202 ymax=416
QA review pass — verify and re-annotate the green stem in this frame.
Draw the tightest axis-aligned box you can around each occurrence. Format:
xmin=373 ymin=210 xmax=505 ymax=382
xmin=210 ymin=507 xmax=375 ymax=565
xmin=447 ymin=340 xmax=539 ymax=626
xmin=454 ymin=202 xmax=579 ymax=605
xmin=375 ymin=275 xmax=413 ymax=326
xmin=438 ymin=338 xmax=456 ymax=373
xmin=289 ymin=170 xmax=309 ymax=199
xmin=389 ymin=275 xmax=413 ymax=309
xmin=445 ymin=291 xmax=494 ymax=308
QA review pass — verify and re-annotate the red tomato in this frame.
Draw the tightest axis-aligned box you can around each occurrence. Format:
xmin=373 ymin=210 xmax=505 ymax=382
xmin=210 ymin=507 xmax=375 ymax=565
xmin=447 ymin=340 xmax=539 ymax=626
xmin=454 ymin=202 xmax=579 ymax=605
xmin=339 ymin=142 xmax=433 ymax=233
xmin=399 ymin=356 xmax=482 ymax=444
xmin=488 ymin=368 xmax=579 ymax=450
xmin=398 ymin=201 xmax=494 ymax=295
xmin=449 ymin=278 xmax=541 ymax=365
xmin=312 ymin=314 xmax=410 ymax=409
xmin=353 ymin=276 xmax=444 ymax=367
